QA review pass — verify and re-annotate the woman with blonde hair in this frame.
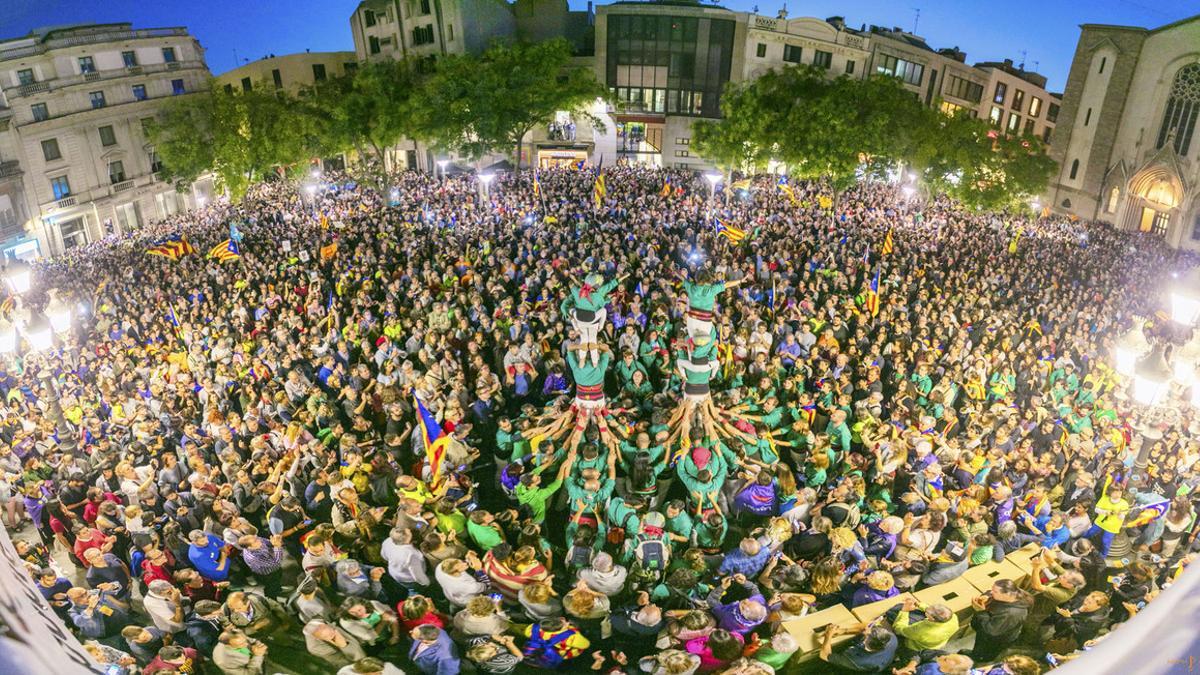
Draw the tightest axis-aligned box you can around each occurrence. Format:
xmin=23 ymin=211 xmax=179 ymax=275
xmin=808 ymin=556 xmax=845 ymax=609
xmin=850 ymin=570 xmax=898 ymax=607
xmin=517 ymin=580 xmax=562 ymax=621
xmin=637 ymin=648 xmax=702 ymax=675
xmin=452 ymin=595 xmax=509 ymax=638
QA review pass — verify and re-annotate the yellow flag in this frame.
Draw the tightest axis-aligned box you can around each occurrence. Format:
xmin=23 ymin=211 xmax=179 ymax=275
xmin=817 ymin=195 xmax=833 ymax=210
xmin=320 ymin=243 xmax=338 ymax=260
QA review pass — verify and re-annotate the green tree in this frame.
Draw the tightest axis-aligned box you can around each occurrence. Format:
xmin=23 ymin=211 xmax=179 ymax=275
xmin=303 ymin=59 xmax=425 ymax=193
xmin=414 ymin=39 xmax=607 ymax=166
xmin=149 ymin=84 xmax=318 ymax=200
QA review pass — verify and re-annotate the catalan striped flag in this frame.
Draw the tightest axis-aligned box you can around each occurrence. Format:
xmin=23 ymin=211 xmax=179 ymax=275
xmin=730 ymin=178 xmax=752 ymax=192
xmin=881 ymin=229 xmax=895 ymax=256
xmin=660 ymin=177 xmax=672 ymax=198
xmin=532 ymin=169 xmax=541 ymax=197
xmin=207 ymin=238 xmax=241 ymax=262
xmin=593 ymin=172 xmax=607 ymax=209
xmin=865 ymin=268 xmax=881 ymax=317
xmin=1008 ymin=227 xmax=1023 ymax=255
xmin=414 ymin=395 xmax=451 ymax=491
xmin=777 ymin=175 xmax=798 ymax=205
xmin=146 ymin=235 xmax=196 ymax=260
xmin=715 ymin=218 xmax=746 ymax=244
xmin=1126 ymin=498 xmax=1171 ymax=528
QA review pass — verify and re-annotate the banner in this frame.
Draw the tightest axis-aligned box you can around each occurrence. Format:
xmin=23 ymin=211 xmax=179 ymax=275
xmin=0 ymin=524 xmax=101 ymax=673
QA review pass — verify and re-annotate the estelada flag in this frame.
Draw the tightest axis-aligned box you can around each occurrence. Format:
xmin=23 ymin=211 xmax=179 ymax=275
xmin=414 ymin=395 xmax=450 ymax=490
xmin=320 ymin=242 xmax=338 ymax=260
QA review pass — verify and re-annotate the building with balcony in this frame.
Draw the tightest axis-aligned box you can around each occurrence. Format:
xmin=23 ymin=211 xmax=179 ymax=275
xmin=215 ymin=51 xmax=358 ymax=94
xmin=0 ymin=23 xmax=212 ymax=257
xmin=975 ymin=59 xmax=1060 ymax=145
xmin=1048 ymin=14 xmax=1199 ymax=249
xmin=349 ymin=0 xmax=517 ymax=62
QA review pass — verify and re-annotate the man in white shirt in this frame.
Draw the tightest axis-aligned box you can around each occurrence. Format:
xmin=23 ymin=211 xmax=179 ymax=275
xmin=434 ymin=554 xmax=488 ymax=609
xmin=379 ymin=527 xmax=430 ymax=591
xmin=142 ymin=579 xmax=186 ymax=634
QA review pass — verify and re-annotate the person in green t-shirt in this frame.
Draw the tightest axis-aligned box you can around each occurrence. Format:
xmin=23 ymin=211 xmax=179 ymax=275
xmin=515 ymin=450 xmax=576 ymax=524
xmin=681 ymin=269 xmax=743 ymax=338
xmin=561 ymin=272 xmax=625 ymax=367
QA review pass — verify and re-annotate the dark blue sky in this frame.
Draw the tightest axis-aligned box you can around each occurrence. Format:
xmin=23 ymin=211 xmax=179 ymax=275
xmin=2 ymin=0 xmax=1197 ymax=90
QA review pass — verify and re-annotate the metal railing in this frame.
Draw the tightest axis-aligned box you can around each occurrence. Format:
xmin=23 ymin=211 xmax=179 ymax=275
xmin=0 ymin=27 xmax=189 ymax=60
xmin=5 ymin=60 xmax=206 ymax=99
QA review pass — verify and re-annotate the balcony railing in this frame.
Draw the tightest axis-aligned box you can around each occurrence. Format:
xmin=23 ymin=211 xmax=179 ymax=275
xmin=5 ymin=60 xmax=206 ymax=99
xmin=0 ymin=27 xmax=189 ymax=61
xmin=17 ymin=81 xmax=49 ymax=96
xmin=751 ymin=16 xmax=780 ymax=31
xmin=110 ymin=179 xmax=135 ymax=193
xmin=54 ymin=196 xmax=77 ymax=209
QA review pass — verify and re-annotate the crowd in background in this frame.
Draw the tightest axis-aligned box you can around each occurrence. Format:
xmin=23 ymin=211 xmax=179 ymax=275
xmin=1 ymin=164 xmax=1197 ymax=675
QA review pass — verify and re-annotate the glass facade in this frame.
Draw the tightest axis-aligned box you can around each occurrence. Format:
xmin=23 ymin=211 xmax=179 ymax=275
xmin=605 ymin=13 xmax=735 ymax=118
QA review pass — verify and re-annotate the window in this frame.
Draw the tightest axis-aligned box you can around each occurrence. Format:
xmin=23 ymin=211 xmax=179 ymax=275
xmin=1155 ymin=63 xmax=1200 ymax=156
xmin=122 ymin=50 xmax=138 ymax=68
xmin=1084 ymin=108 xmax=1092 ymax=126
xmin=369 ymin=36 xmax=381 ymax=55
xmin=1069 ymin=159 xmax=1079 ymax=180
xmin=78 ymin=56 xmax=96 ymax=74
xmin=674 ymin=150 xmax=689 ymax=157
xmin=272 ymin=69 xmax=283 ymax=89
xmin=50 ymin=176 xmax=71 ymax=200
xmin=99 ymin=125 xmax=117 ymax=147
xmin=1192 ymin=213 xmax=1200 ymax=241
xmin=756 ymin=43 xmax=766 ymax=58
xmin=89 ymin=91 xmax=106 ymax=108
xmin=419 ymin=0 xmax=431 ymax=14
xmin=1029 ymin=96 xmax=1042 ymax=117
xmin=108 ymin=160 xmax=126 ymax=184
xmin=1047 ymin=102 xmax=1060 ymax=123
xmin=239 ymin=77 xmax=251 ymax=92
xmin=224 ymin=83 xmax=234 ymax=94
xmin=1107 ymin=187 xmax=1120 ymax=214
xmin=17 ymin=68 xmax=34 ymax=85
xmin=813 ymin=50 xmax=833 ymax=70
xmin=939 ymin=101 xmax=966 ymax=116
xmin=676 ymin=137 xmax=690 ymax=145
xmin=31 ymin=103 xmax=48 ymax=122
xmin=875 ymin=54 xmax=923 ymax=85
xmin=845 ymin=60 xmax=855 ymax=74
xmin=344 ymin=62 xmax=358 ymax=75
xmin=412 ymin=25 xmax=435 ymax=46
xmin=132 ymin=84 xmax=147 ymax=101
xmin=1011 ymin=89 xmax=1024 ymax=111
xmin=162 ymin=47 xmax=177 ymax=63
xmin=149 ymin=151 xmax=163 ymax=173
xmin=1024 ymin=118 xmax=1035 ymax=136
xmin=1042 ymin=127 xmax=1052 ymax=144
xmin=1099 ymin=56 xmax=1107 ymax=74
xmin=312 ymin=64 xmax=327 ymax=82
xmin=171 ymin=79 xmax=185 ymax=95
xmin=447 ymin=24 xmax=454 ymax=41
xmin=1007 ymin=113 xmax=1020 ymax=133
xmin=944 ymin=75 xmax=983 ymax=103
xmin=993 ymin=81 xmax=1007 ymax=104
xmin=364 ymin=9 xmax=377 ymax=26
xmin=783 ymin=45 xmax=802 ymax=64
xmin=989 ymin=106 xmax=1002 ymax=126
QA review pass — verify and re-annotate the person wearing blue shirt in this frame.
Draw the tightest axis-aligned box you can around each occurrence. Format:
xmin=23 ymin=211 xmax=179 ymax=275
xmin=187 ymin=530 xmax=230 ymax=582
xmin=66 ymin=587 xmax=130 ymax=639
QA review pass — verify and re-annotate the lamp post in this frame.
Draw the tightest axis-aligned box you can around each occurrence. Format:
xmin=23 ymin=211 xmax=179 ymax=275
xmin=703 ymin=172 xmax=723 ymax=202
xmin=437 ymin=160 xmax=450 ymax=182
xmin=5 ymin=258 xmax=31 ymax=296
xmin=477 ymin=173 xmax=495 ymax=204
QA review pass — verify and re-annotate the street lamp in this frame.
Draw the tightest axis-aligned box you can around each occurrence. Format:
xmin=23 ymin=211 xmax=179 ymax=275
xmin=1173 ymin=334 xmax=1200 ymax=384
xmin=1170 ymin=268 xmax=1200 ymax=327
xmin=196 ymin=195 xmax=207 ymax=209
xmin=5 ymin=258 xmax=31 ymax=296
xmin=1113 ymin=325 xmax=1151 ymax=376
xmin=1031 ymin=198 xmax=1042 ymax=213
xmin=45 ymin=292 xmax=72 ymax=335
xmin=437 ymin=160 xmax=450 ymax=180
xmin=901 ymin=185 xmax=916 ymax=200
xmin=0 ymin=317 xmax=15 ymax=354
xmin=1131 ymin=345 xmax=1172 ymax=407
xmin=311 ymin=167 xmax=322 ymax=179
xmin=24 ymin=313 xmax=52 ymax=353
xmin=477 ymin=173 xmax=495 ymax=202
xmin=703 ymin=172 xmax=723 ymax=200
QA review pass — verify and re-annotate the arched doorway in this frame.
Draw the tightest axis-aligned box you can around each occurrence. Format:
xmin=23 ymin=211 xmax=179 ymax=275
xmin=1125 ymin=166 xmax=1183 ymax=236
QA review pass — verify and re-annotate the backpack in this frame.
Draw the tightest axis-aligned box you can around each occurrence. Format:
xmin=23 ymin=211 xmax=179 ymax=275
xmin=566 ymin=544 xmax=594 ymax=570
xmin=606 ymin=510 xmax=636 ymax=548
xmin=634 ymin=536 xmax=668 ymax=572
xmin=523 ymin=625 xmax=574 ymax=668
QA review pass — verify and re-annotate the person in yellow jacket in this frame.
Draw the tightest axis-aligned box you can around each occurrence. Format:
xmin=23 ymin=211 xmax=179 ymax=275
xmin=1085 ymin=479 xmax=1131 ymax=556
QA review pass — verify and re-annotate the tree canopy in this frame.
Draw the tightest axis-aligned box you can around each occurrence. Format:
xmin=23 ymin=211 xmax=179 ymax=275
xmin=694 ymin=65 xmax=1057 ymax=211
xmin=414 ymin=39 xmax=607 ymax=167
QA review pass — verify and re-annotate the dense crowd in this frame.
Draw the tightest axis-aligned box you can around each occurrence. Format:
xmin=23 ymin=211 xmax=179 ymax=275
xmin=3 ymin=164 xmax=1198 ymax=675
